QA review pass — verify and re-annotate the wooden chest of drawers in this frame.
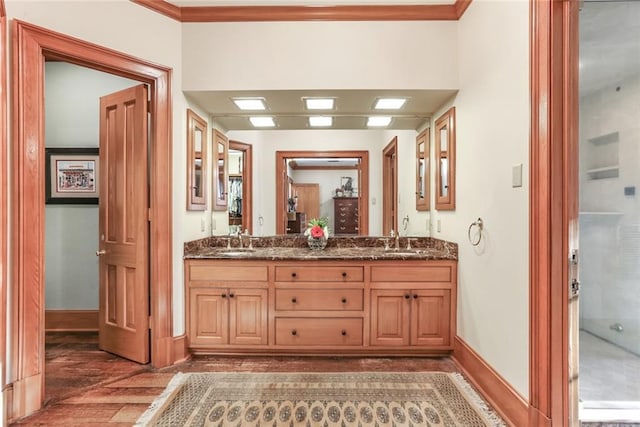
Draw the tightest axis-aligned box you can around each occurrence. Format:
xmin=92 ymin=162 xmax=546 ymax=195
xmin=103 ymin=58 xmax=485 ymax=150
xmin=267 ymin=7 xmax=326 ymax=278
xmin=333 ymin=197 xmax=359 ymax=235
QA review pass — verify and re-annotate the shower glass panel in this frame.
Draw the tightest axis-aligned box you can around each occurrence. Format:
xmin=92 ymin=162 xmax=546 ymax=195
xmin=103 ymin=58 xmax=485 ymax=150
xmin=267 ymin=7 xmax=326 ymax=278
xmin=578 ymin=0 xmax=640 ymax=418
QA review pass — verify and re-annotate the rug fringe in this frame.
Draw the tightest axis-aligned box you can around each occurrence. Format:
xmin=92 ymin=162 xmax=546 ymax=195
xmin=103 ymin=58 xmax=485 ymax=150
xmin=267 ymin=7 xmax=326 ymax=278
xmin=134 ymin=372 xmax=190 ymax=427
xmin=449 ymin=372 xmax=506 ymax=427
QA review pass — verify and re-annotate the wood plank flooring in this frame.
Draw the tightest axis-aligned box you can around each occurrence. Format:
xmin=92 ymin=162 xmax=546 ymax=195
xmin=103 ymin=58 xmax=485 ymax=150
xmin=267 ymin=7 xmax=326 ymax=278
xmin=11 ymin=332 xmax=459 ymax=425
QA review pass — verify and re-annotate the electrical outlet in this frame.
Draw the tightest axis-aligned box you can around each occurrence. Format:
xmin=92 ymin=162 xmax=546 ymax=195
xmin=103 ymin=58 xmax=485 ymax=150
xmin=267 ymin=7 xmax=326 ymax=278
xmin=437 ymin=219 xmax=442 ymax=233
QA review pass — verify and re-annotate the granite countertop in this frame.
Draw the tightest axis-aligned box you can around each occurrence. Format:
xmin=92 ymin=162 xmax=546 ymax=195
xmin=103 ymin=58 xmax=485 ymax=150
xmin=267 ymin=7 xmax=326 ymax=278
xmin=184 ymin=235 xmax=457 ymax=261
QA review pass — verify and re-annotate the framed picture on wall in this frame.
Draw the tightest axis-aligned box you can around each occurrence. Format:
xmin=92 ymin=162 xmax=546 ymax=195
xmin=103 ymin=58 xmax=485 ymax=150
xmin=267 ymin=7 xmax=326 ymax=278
xmin=45 ymin=147 xmax=99 ymax=204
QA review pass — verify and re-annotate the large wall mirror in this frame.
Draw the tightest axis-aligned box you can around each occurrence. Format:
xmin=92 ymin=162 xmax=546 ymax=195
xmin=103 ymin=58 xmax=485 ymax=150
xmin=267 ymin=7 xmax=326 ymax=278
xmin=213 ymin=129 xmax=229 ymax=211
xmin=435 ymin=107 xmax=456 ymax=210
xmin=416 ymin=128 xmax=430 ymax=211
xmin=275 ymin=150 xmax=370 ymax=235
xmin=186 ymin=109 xmax=207 ymax=211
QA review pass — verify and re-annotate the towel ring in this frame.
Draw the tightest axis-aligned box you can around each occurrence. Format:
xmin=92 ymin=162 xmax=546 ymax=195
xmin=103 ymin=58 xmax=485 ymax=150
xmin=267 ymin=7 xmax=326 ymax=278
xmin=468 ymin=218 xmax=483 ymax=246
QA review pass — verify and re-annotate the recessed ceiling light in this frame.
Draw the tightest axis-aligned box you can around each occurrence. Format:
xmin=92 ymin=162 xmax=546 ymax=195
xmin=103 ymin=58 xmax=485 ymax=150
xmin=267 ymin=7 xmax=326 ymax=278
xmin=304 ymin=98 xmax=335 ymax=110
xmin=309 ymin=116 xmax=333 ymax=127
xmin=374 ymin=98 xmax=407 ymax=110
xmin=249 ymin=116 xmax=276 ymax=127
xmin=232 ymin=98 xmax=266 ymax=110
xmin=367 ymin=116 xmax=392 ymax=127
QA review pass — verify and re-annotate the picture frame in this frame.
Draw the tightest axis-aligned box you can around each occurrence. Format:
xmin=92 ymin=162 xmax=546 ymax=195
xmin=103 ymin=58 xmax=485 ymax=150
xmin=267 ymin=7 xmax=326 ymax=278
xmin=45 ymin=147 xmax=99 ymax=204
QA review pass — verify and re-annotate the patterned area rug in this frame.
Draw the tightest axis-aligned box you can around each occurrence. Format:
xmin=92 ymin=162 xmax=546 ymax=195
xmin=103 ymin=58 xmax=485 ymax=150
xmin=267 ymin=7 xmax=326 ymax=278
xmin=135 ymin=372 xmax=505 ymax=426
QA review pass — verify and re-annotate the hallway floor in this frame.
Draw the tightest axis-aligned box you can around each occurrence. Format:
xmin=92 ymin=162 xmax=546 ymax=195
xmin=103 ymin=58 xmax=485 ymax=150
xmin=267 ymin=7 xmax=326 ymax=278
xmin=12 ymin=332 xmax=459 ymax=425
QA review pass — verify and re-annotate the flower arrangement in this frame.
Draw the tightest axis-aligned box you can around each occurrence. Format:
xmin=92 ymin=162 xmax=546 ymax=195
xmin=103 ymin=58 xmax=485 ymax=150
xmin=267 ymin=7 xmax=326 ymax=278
xmin=304 ymin=217 xmax=330 ymax=250
xmin=304 ymin=217 xmax=330 ymax=239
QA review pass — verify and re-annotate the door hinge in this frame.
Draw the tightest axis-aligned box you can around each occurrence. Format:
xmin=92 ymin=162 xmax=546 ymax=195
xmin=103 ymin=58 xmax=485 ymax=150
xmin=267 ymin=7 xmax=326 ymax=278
xmin=570 ymin=278 xmax=580 ymax=298
xmin=570 ymin=249 xmax=579 ymax=265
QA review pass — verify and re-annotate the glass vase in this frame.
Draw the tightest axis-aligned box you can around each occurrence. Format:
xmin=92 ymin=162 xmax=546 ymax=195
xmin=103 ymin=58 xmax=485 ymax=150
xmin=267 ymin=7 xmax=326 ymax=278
xmin=307 ymin=235 xmax=328 ymax=251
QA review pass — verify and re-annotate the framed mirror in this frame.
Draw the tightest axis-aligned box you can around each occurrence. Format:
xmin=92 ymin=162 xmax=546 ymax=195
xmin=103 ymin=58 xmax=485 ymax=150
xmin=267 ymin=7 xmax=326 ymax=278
xmin=415 ymin=129 xmax=430 ymax=211
xmin=213 ymin=129 xmax=228 ymax=211
xmin=435 ymin=107 xmax=456 ymax=210
xmin=186 ymin=109 xmax=207 ymax=211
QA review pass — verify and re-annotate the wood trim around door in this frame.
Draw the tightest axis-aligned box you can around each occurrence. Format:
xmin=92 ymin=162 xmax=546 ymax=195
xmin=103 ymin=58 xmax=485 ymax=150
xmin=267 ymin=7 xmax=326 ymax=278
xmin=0 ymin=0 xmax=7 ymax=417
xmin=229 ymin=140 xmax=253 ymax=235
xmin=276 ymin=150 xmax=369 ymax=235
xmin=529 ymin=1 xmax=578 ymax=426
xmin=10 ymin=20 xmax=173 ymax=420
xmin=382 ymin=137 xmax=398 ymax=236
xmin=132 ymin=0 xmax=473 ymax=22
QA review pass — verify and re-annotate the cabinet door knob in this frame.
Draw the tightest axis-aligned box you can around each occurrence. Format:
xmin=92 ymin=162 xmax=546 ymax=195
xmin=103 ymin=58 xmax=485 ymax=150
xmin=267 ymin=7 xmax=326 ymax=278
xmin=341 ymin=297 xmax=347 ymax=304
xmin=341 ymin=272 xmax=347 ymax=277
xmin=413 ymin=294 xmax=418 ymax=299
xmin=291 ymin=272 xmax=297 ymax=278
xmin=291 ymin=297 xmax=297 ymax=303
xmin=221 ymin=294 xmax=227 ymax=298
xmin=291 ymin=330 xmax=297 ymax=336
xmin=229 ymin=293 xmax=235 ymax=298
xmin=341 ymin=330 xmax=347 ymax=336
xmin=404 ymin=294 xmax=411 ymax=299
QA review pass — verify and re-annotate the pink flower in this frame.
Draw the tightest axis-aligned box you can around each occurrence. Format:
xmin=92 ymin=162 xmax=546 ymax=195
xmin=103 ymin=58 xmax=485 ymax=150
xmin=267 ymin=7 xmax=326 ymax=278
xmin=310 ymin=225 xmax=324 ymax=238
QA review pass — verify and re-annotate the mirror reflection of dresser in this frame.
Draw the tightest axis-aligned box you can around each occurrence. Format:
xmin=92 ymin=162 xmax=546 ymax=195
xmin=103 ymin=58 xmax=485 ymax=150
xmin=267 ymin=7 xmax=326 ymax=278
xmin=334 ymin=197 xmax=359 ymax=235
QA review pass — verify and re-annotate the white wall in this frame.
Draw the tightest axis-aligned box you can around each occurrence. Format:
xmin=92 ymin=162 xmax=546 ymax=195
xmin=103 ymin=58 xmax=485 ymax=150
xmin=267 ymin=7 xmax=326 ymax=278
xmin=44 ymin=62 xmax=138 ymax=310
xmin=225 ymin=129 xmax=419 ymax=236
xmin=431 ymin=0 xmax=530 ymax=397
xmin=182 ymin=21 xmax=458 ymax=91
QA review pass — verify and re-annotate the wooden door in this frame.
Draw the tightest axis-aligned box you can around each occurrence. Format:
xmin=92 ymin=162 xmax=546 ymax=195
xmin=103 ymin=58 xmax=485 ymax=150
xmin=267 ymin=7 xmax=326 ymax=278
xmin=411 ymin=289 xmax=450 ymax=347
xmin=292 ymin=183 xmax=320 ymax=220
xmin=382 ymin=138 xmax=398 ymax=235
xmin=98 ymin=85 xmax=149 ymax=363
xmin=229 ymin=288 xmax=267 ymax=345
xmin=370 ymin=289 xmax=410 ymax=346
xmin=189 ymin=288 xmax=228 ymax=346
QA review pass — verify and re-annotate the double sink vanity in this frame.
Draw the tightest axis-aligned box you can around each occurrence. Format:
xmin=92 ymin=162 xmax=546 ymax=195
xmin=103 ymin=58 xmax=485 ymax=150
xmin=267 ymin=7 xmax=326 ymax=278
xmin=184 ymin=235 xmax=458 ymax=356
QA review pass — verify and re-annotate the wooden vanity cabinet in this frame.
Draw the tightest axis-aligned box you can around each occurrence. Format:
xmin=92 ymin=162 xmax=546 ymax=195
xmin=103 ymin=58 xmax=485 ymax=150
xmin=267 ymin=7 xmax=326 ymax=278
xmin=185 ymin=259 xmax=456 ymax=354
xmin=186 ymin=260 xmax=268 ymax=349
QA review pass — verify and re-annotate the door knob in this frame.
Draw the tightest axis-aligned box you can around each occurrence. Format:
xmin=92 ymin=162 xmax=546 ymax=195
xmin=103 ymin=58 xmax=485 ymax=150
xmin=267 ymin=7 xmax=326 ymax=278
xmin=95 ymin=249 xmax=106 ymax=256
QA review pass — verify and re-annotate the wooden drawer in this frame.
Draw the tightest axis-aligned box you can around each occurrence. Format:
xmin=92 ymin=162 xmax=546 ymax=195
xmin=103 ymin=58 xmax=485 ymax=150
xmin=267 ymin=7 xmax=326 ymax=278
xmin=275 ymin=318 xmax=363 ymax=346
xmin=275 ymin=289 xmax=363 ymax=311
xmin=188 ymin=263 xmax=268 ymax=282
xmin=371 ymin=265 xmax=452 ymax=282
xmin=275 ymin=266 xmax=364 ymax=282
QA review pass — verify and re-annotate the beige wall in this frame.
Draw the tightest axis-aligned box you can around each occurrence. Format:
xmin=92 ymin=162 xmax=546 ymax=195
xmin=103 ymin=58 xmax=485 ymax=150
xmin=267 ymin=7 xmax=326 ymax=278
xmin=431 ymin=0 xmax=530 ymax=397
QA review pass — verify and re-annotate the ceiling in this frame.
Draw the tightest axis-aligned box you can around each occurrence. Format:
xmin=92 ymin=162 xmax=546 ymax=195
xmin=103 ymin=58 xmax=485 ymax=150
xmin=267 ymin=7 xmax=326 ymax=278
xmin=186 ymin=89 xmax=457 ymax=131
xmin=579 ymin=1 xmax=640 ymax=96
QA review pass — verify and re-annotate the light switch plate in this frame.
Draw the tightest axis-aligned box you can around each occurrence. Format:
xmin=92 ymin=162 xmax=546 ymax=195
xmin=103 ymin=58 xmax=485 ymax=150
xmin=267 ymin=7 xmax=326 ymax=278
xmin=512 ymin=164 xmax=523 ymax=188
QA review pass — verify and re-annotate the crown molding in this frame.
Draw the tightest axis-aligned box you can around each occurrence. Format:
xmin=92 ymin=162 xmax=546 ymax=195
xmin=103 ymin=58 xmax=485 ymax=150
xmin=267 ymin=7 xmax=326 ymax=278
xmin=131 ymin=0 xmax=472 ymax=22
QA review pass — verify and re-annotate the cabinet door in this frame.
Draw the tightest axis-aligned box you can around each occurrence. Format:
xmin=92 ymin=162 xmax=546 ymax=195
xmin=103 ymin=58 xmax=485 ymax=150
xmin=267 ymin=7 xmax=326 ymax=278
xmin=411 ymin=289 xmax=451 ymax=347
xmin=370 ymin=289 xmax=410 ymax=346
xmin=189 ymin=288 xmax=228 ymax=346
xmin=229 ymin=288 xmax=268 ymax=345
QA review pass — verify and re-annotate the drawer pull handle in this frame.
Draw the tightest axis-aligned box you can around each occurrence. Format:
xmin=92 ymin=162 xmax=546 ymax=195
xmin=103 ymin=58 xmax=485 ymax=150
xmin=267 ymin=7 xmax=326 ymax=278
xmin=413 ymin=294 xmax=418 ymax=299
xmin=229 ymin=293 xmax=235 ymax=298
xmin=341 ymin=330 xmax=347 ymax=336
xmin=341 ymin=272 xmax=347 ymax=277
xmin=341 ymin=297 xmax=347 ymax=304
xmin=221 ymin=294 xmax=227 ymax=298
xmin=404 ymin=294 xmax=411 ymax=299
xmin=291 ymin=330 xmax=297 ymax=336
xmin=291 ymin=297 xmax=297 ymax=303
xmin=291 ymin=272 xmax=297 ymax=278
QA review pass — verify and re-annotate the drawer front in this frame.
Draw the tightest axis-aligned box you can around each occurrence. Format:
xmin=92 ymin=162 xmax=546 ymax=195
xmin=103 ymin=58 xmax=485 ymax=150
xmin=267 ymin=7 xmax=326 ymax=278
xmin=371 ymin=265 xmax=452 ymax=282
xmin=275 ymin=318 xmax=363 ymax=346
xmin=275 ymin=266 xmax=364 ymax=282
xmin=189 ymin=264 xmax=268 ymax=282
xmin=275 ymin=289 xmax=364 ymax=311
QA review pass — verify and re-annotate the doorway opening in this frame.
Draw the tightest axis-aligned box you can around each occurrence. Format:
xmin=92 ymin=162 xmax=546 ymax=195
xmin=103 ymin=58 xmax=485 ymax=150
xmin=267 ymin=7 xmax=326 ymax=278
xmin=576 ymin=0 xmax=640 ymax=423
xmin=11 ymin=21 xmax=173 ymax=418
xmin=228 ymin=140 xmax=253 ymax=235
xmin=275 ymin=150 xmax=369 ymax=235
